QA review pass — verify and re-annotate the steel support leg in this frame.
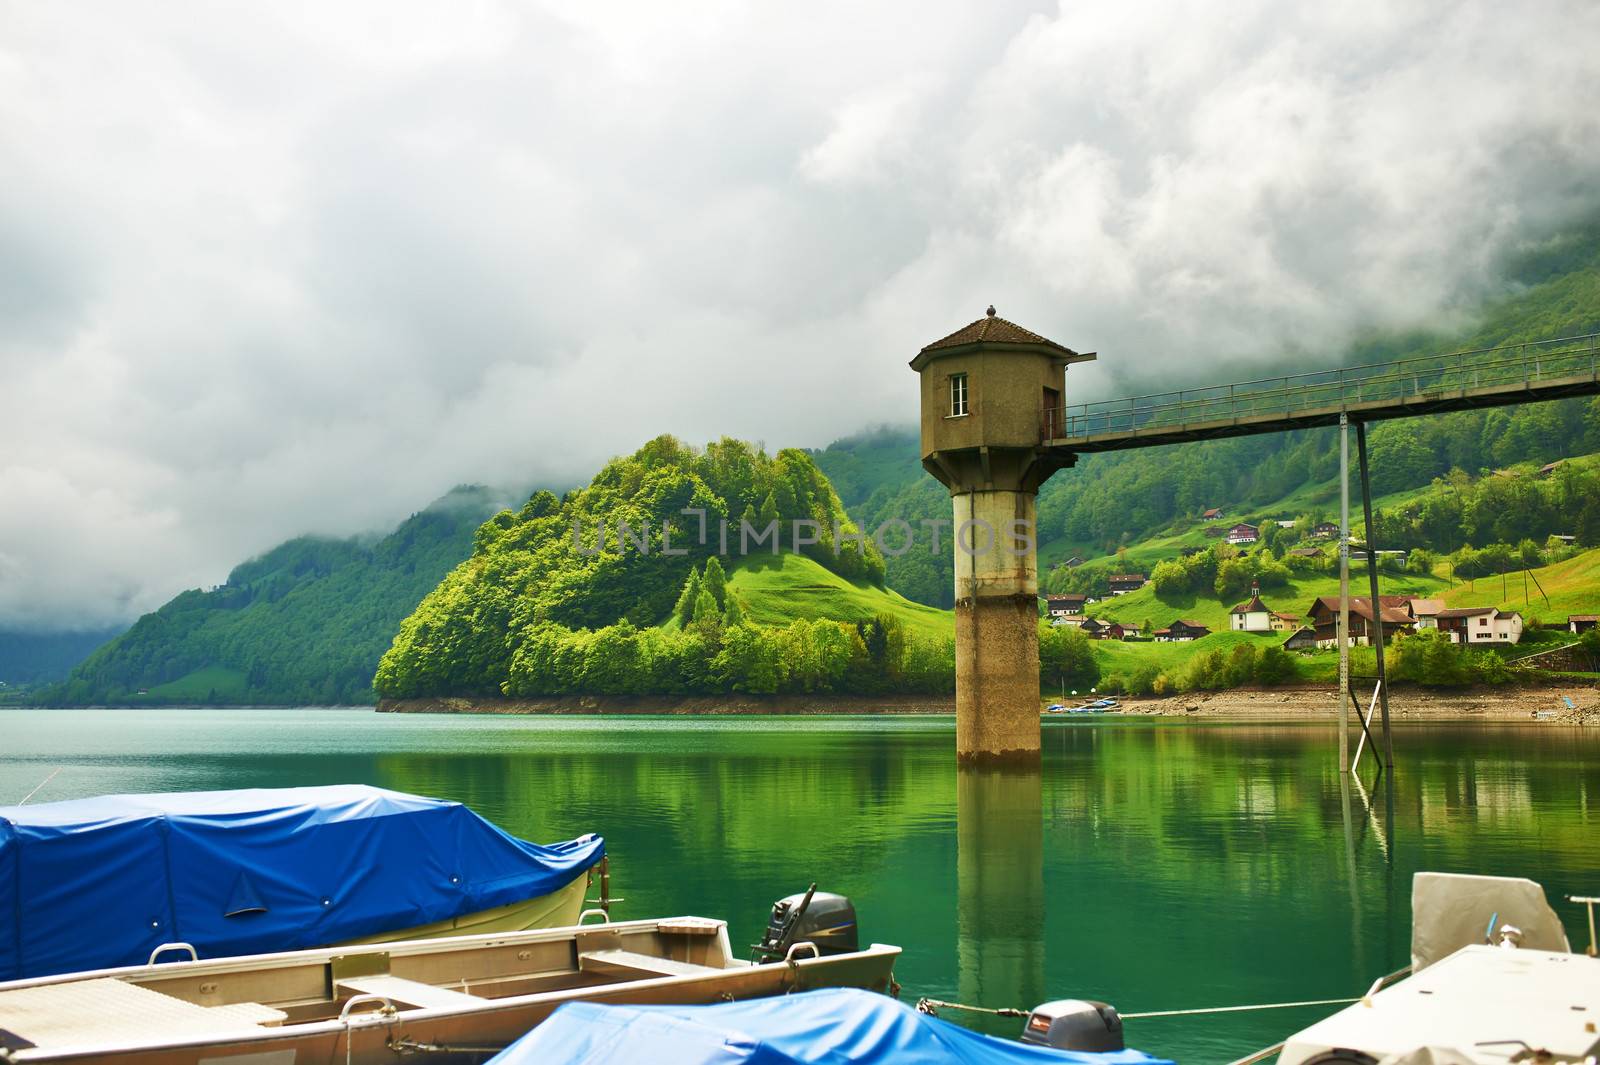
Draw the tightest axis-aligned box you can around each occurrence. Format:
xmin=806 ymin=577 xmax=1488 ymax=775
xmin=1355 ymin=421 xmax=1395 ymax=770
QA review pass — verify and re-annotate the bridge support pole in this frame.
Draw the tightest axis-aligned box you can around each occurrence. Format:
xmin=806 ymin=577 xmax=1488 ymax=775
xmin=1338 ymin=415 xmax=1350 ymax=772
xmin=1355 ymin=421 xmax=1395 ymax=770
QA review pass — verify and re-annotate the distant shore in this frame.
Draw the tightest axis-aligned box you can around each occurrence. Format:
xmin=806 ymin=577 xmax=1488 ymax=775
xmin=377 ymin=684 xmax=1598 ymax=723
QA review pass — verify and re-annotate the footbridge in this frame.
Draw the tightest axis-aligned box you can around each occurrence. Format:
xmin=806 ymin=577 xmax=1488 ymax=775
xmin=1041 ymin=332 xmax=1600 ymax=453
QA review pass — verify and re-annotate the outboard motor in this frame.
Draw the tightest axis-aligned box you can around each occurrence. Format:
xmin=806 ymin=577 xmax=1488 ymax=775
xmin=1019 ymin=1000 xmax=1125 ymax=1052
xmin=752 ymin=883 xmax=859 ymax=961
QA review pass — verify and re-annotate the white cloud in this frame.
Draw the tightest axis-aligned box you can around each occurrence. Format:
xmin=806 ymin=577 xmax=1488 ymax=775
xmin=2 ymin=0 xmax=1599 ymax=628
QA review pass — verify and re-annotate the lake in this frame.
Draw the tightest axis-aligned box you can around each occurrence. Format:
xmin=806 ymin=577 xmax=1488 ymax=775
xmin=1 ymin=709 xmax=1596 ymax=1062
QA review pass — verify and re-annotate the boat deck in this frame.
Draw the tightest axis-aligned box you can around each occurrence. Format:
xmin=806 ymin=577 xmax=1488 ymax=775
xmin=1279 ymin=946 xmax=1600 ymax=1064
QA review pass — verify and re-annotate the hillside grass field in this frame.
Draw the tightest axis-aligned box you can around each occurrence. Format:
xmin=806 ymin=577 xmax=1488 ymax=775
xmin=1440 ymin=546 xmax=1600 ymax=624
xmin=725 ymin=553 xmax=954 ymax=640
xmin=146 ymin=664 xmax=249 ymax=701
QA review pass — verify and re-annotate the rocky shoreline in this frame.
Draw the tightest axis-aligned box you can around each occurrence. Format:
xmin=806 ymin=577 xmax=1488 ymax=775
xmin=1110 ymin=684 xmax=1599 ymax=723
xmin=378 ymin=683 xmax=1599 ymax=723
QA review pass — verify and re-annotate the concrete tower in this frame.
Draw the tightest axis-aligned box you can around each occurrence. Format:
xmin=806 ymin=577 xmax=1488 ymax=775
xmin=911 ymin=308 xmax=1094 ymax=764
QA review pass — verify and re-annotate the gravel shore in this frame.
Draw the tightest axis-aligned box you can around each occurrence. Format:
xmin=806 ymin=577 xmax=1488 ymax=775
xmin=379 ymin=683 xmax=1600 ymax=723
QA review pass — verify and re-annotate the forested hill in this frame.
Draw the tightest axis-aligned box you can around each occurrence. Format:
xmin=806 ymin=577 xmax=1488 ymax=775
xmin=814 ymin=225 xmax=1600 ymax=606
xmin=45 ymin=486 xmax=506 ymax=706
xmin=374 ymin=437 xmax=891 ymax=699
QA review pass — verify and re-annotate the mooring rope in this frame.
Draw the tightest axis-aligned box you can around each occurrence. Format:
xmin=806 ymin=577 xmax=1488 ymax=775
xmin=1121 ymin=996 xmax=1360 ymax=1019
xmin=915 ymin=998 xmax=1028 ymax=1017
xmin=916 ymin=995 xmax=1361 ymax=1021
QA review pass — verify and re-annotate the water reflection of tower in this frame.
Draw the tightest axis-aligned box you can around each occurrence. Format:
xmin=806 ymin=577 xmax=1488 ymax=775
xmin=957 ymin=766 xmax=1045 ymax=1033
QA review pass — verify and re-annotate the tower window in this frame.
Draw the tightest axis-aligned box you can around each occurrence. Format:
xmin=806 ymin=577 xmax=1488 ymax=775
xmin=949 ymin=373 xmax=968 ymax=417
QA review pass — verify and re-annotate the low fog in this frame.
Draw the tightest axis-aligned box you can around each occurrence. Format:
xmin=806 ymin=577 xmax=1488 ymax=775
xmin=3 ymin=0 xmax=1600 ymax=629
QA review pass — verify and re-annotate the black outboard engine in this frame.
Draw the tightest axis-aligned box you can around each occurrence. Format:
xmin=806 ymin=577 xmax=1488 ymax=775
xmin=752 ymin=883 xmax=859 ymax=962
xmin=1019 ymin=1000 xmax=1125 ymax=1052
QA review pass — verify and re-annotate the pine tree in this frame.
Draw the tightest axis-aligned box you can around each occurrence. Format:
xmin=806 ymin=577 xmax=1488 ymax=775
xmin=722 ymin=592 xmax=747 ymax=628
xmin=691 ymin=586 xmax=722 ymax=637
xmin=701 ymin=556 xmax=728 ymax=608
xmin=673 ymin=570 xmax=702 ymax=626
xmin=756 ymin=492 xmax=779 ymax=531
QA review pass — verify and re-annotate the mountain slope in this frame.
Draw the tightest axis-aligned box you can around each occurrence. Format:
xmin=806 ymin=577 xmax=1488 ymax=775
xmin=47 ymin=486 xmax=505 ymax=706
xmin=0 ymin=627 xmax=124 ymax=692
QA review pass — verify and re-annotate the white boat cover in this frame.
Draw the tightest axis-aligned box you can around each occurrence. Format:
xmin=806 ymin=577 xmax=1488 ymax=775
xmin=1410 ymin=872 xmax=1569 ymax=971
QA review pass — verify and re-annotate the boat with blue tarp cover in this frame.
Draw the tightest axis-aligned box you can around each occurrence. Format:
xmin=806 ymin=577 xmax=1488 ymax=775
xmin=0 ymin=784 xmax=604 ymax=980
xmin=485 ymin=988 xmax=1175 ymax=1065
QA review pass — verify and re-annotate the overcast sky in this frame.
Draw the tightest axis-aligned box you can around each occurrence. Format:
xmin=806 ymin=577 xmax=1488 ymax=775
xmin=4 ymin=0 xmax=1600 ymax=630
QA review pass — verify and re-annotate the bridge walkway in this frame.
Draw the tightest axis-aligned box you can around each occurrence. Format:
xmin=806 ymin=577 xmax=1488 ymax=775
xmin=1041 ymin=332 xmax=1600 ymax=454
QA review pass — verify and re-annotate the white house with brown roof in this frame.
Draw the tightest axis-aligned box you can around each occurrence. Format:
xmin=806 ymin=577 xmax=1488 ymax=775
xmin=1226 ymin=523 xmax=1259 ymax=545
xmin=1435 ymin=607 xmax=1523 ymax=645
xmin=1228 ymin=594 xmax=1274 ymax=632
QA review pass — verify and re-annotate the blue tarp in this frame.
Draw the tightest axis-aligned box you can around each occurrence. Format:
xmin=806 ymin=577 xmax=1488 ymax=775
xmin=488 ymin=989 xmax=1175 ymax=1065
xmin=0 ymin=784 xmax=604 ymax=980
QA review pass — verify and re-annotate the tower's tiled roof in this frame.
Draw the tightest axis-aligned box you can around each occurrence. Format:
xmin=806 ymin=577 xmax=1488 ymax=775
xmin=921 ymin=313 xmax=1072 ymax=354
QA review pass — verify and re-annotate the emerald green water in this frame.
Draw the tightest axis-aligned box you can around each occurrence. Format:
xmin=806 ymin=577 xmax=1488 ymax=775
xmin=1 ymin=709 xmax=1596 ymax=1062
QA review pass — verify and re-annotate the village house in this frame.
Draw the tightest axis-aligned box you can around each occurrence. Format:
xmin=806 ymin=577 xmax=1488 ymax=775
xmin=1282 ymin=627 xmax=1318 ymax=650
xmin=1312 ymin=521 xmax=1340 ymax=540
xmin=1228 ymin=593 xmax=1274 ymax=633
xmin=1569 ymin=614 xmax=1599 ymax=635
xmin=1044 ymin=594 xmax=1087 ymax=622
xmin=1107 ymin=573 xmax=1146 ymax=595
xmin=1202 ymin=507 xmax=1224 ymax=520
xmin=1274 ymin=519 xmax=1296 ymax=529
xmin=1287 ymin=547 xmax=1323 ymax=560
xmin=1078 ymin=618 xmax=1129 ymax=640
xmin=1154 ymin=619 xmax=1209 ymax=642
xmin=1537 ymin=460 xmax=1565 ymax=478
xmin=1408 ymin=599 xmax=1446 ymax=629
xmin=1306 ymin=596 xmax=1415 ymax=647
xmin=1225 ymin=523 xmax=1259 ymax=545
xmin=1064 ymin=555 xmax=1085 ymax=568
xmin=1270 ymin=610 xmax=1299 ymax=632
xmin=1435 ymin=607 xmax=1523 ymax=645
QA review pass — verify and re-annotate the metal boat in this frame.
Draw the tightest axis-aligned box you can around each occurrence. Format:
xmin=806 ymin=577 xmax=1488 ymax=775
xmin=0 ymin=914 xmax=901 ymax=1065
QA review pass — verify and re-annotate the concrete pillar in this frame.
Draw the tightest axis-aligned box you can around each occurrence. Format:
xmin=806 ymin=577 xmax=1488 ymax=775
xmin=952 ymin=489 xmax=1041 ymax=765
xmin=957 ymin=766 xmax=1045 ymax=1030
